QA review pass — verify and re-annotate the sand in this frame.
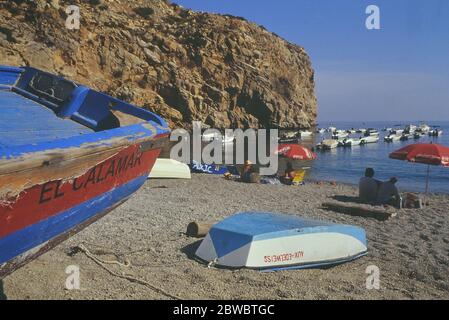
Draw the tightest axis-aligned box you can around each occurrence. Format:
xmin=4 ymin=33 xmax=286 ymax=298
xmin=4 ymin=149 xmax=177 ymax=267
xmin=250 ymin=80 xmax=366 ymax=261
xmin=2 ymin=174 xmax=449 ymax=300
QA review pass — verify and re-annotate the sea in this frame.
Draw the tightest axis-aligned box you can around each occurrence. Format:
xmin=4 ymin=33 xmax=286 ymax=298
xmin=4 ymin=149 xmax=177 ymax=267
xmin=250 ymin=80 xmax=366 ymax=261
xmin=296 ymin=121 xmax=449 ymax=194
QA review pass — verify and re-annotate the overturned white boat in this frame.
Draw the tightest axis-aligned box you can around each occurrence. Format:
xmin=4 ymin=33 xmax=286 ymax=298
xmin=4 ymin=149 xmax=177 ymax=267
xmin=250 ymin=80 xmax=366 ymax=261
xmin=148 ymin=158 xmax=191 ymax=179
xmin=195 ymin=212 xmax=367 ymax=270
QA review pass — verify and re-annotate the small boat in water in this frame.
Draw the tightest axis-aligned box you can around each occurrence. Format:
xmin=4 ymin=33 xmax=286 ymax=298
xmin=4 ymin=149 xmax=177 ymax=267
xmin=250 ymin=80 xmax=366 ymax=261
xmin=390 ymin=128 xmax=403 ymax=135
xmin=416 ymin=123 xmax=430 ymax=133
xmin=195 ymin=212 xmax=367 ymax=270
xmin=317 ymin=139 xmax=339 ymax=150
xmin=148 ymin=158 xmax=191 ymax=179
xmin=400 ymin=134 xmax=413 ymax=141
xmin=0 ymin=65 xmax=169 ymax=278
xmin=360 ymin=136 xmax=379 ymax=144
xmin=384 ymin=134 xmax=401 ymax=142
xmin=299 ymin=131 xmax=313 ymax=138
xmin=429 ymin=129 xmax=443 ymax=137
xmin=340 ymin=138 xmax=361 ymax=147
xmin=364 ymin=128 xmax=379 ymax=137
xmin=331 ymin=130 xmax=349 ymax=140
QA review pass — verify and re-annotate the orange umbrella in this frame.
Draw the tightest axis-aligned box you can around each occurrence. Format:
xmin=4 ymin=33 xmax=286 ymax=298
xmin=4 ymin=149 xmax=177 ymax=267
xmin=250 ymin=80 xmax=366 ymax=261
xmin=389 ymin=143 xmax=449 ymax=193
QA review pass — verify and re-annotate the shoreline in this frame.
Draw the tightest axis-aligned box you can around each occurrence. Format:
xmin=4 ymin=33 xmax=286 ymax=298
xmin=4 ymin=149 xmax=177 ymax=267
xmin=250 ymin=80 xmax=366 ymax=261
xmin=2 ymin=174 xmax=448 ymax=299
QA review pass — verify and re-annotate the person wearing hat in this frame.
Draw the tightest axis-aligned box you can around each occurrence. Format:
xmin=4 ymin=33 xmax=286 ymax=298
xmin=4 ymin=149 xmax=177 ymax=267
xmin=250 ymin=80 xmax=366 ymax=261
xmin=241 ymin=160 xmax=254 ymax=183
xmin=376 ymin=177 xmax=401 ymax=207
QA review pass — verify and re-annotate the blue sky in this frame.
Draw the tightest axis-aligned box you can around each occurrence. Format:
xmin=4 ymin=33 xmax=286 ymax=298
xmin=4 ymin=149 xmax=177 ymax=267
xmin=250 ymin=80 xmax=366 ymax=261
xmin=173 ymin=0 xmax=449 ymax=122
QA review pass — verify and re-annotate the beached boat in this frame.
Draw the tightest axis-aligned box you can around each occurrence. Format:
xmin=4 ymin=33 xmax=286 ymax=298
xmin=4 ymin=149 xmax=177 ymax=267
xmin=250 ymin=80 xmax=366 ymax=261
xmin=360 ymin=136 xmax=379 ymax=144
xmin=195 ymin=212 xmax=367 ymax=270
xmin=356 ymin=128 xmax=367 ymax=134
xmin=148 ymin=158 xmax=191 ymax=179
xmin=0 ymin=66 xmax=169 ymax=278
xmin=384 ymin=134 xmax=401 ymax=142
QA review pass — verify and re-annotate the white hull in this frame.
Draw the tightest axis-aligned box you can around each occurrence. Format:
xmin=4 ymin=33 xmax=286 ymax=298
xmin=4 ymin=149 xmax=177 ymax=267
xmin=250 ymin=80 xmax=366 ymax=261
xmin=361 ymin=136 xmax=379 ymax=144
xmin=148 ymin=158 xmax=191 ymax=179
xmin=196 ymin=212 xmax=367 ymax=270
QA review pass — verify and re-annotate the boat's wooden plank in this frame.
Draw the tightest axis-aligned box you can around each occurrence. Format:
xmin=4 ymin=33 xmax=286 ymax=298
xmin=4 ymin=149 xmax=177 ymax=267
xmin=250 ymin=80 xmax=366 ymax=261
xmin=0 ymin=90 xmax=93 ymax=147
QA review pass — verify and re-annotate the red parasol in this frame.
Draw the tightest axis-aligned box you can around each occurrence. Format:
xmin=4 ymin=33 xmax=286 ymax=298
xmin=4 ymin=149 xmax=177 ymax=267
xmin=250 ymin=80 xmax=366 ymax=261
xmin=389 ymin=143 xmax=449 ymax=193
xmin=275 ymin=144 xmax=317 ymax=160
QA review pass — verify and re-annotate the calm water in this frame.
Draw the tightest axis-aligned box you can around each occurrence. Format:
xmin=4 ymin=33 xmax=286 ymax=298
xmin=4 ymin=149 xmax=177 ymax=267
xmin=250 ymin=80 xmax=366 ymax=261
xmin=297 ymin=121 xmax=449 ymax=194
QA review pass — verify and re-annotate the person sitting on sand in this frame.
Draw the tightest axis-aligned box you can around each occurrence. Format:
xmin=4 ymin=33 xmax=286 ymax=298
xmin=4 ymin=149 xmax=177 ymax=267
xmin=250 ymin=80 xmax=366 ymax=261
xmin=241 ymin=160 xmax=254 ymax=183
xmin=377 ymin=177 xmax=401 ymax=207
xmin=359 ymin=168 xmax=380 ymax=202
xmin=281 ymin=162 xmax=296 ymax=185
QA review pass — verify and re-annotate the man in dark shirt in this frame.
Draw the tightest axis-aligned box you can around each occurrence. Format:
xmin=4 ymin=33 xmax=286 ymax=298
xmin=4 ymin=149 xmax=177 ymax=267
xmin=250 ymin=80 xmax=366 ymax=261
xmin=359 ymin=168 xmax=380 ymax=202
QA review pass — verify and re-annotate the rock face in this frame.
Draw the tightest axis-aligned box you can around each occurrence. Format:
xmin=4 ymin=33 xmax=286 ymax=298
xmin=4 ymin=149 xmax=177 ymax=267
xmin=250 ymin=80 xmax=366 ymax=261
xmin=0 ymin=0 xmax=317 ymax=129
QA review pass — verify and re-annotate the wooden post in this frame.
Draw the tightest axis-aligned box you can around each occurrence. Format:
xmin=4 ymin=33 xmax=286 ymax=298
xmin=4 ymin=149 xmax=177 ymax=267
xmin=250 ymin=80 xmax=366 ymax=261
xmin=186 ymin=221 xmax=215 ymax=238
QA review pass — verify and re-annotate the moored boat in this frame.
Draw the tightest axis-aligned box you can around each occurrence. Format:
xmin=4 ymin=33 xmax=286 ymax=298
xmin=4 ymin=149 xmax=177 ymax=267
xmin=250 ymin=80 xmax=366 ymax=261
xmin=341 ymin=138 xmax=361 ymax=147
xmin=429 ymin=129 xmax=443 ymax=137
xmin=0 ymin=65 xmax=169 ymax=278
xmin=360 ymin=136 xmax=379 ymax=144
xmin=318 ymin=139 xmax=339 ymax=150
xmin=384 ymin=134 xmax=401 ymax=142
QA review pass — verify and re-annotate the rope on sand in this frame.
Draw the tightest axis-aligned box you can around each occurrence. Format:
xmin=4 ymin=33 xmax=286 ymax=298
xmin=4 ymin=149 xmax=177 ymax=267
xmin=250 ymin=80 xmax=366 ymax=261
xmin=75 ymin=244 xmax=181 ymax=300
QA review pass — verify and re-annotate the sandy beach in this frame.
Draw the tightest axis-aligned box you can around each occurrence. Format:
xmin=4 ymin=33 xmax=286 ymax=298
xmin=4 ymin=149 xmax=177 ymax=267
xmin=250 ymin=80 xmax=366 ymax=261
xmin=2 ymin=174 xmax=449 ymax=300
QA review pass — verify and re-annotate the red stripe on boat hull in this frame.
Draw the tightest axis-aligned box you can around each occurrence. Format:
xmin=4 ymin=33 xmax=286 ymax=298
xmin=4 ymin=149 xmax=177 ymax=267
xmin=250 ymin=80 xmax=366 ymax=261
xmin=0 ymin=144 xmax=160 ymax=239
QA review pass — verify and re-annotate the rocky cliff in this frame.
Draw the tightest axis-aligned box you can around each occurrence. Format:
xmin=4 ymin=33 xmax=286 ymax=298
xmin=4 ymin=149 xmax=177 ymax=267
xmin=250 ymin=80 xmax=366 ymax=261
xmin=0 ymin=0 xmax=317 ymax=129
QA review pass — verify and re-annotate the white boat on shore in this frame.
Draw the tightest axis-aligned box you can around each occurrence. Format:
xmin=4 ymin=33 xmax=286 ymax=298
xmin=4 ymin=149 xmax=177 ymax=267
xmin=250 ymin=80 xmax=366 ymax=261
xmin=356 ymin=128 xmax=367 ymax=134
xmin=148 ymin=159 xmax=192 ymax=179
xmin=316 ymin=128 xmax=326 ymax=134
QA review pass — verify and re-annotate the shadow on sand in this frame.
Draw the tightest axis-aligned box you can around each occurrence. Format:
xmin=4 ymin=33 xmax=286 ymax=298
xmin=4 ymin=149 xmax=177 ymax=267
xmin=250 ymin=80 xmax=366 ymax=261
xmin=181 ymin=240 xmax=202 ymax=260
xmin=0 ymin=280 xmax=7 ymax=300
xmin=331 ymin=195 xmax=366 ymax=204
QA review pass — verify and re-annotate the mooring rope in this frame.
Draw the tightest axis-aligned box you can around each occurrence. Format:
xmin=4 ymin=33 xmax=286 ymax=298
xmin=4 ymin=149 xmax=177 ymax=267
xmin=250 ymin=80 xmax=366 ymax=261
xmin=75 ymin=244 xmax=182 ymax=300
